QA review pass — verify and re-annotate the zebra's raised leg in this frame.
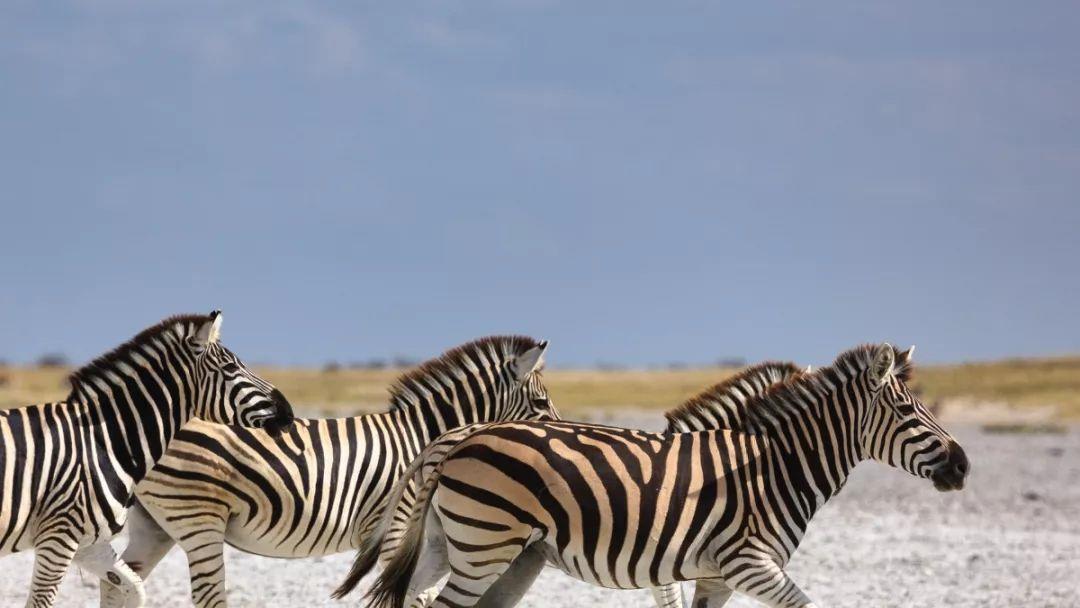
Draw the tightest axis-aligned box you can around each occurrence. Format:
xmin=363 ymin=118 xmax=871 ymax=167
xmin=723 ymin=560 xmax=816 ymax=608
xmin=73 ymin=542 xmax=145 ymax=608
xmin=688 ymin=579 xmax=732 ymax=608
xmin=650 ymin=582 xmax=686 ymax=608
xmin=472 ymin=544 xmax=546 ymax=608
xmin=26 ymin=535 xmax=79 ymax=608
xmin=101 ymin=502 xmax=176 ymax=608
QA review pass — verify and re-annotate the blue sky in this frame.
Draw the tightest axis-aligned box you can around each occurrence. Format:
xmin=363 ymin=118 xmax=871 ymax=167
xmin=1 ymin=1 xmax=1078 ymax=368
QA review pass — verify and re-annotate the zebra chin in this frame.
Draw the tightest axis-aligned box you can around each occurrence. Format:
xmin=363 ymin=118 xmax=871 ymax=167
xmin=929 ymin=440 xmax=969 ymax=492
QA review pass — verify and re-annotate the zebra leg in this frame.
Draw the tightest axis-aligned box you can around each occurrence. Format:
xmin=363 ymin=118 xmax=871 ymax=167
xmin=405 ymin=512 xmax=451 ymax=608
xmin=26 ymin=535 xmax=79 ymax=608
xmin=427 ymin=537 xmax=532 ymax=608
xmin=101 ymin=501 xmax=177 ymax=608
xmin=688 ymin=579 xmax=732 ymax=608
xmin=650 ymin=582 xmax=686 ymax=608
xmin=723 ymin=561 xmax=816 ymax=608
xmin=179 ymin=528 xmax=229 ymax=608
xmin=472 ymin=544 xmax=546 ymax=608
xmin=73 ymin=542 xmax=146 ymax=608
xmin=139 ymin=496 xmax=230 ymax=607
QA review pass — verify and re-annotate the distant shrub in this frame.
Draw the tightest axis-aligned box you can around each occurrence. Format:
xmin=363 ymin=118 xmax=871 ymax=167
xmin=322 ymin=361 xmax=342 ymax=373
xmin=350 ymin=359 xmax=388 ymax=370
xmin=391 ymin=356 xmax=419 ymax=369
xmin=595 ymin=361 xmax=626 ymax=371
xmin=36 ymin=353 xmax=69 ymax=368
xmin=716 ymin=357 xmax=746 ymax=368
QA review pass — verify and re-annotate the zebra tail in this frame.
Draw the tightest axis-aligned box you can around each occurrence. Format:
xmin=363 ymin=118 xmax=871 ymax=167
xmin=333 ymin=424 xmax=488 ymax=604
xmin=331 ymin=450 xmax=427 ymax=600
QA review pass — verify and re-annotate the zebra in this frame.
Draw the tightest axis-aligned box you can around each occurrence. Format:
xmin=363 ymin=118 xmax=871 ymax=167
xmin=98 ymin=335 xmax=558 ymax=608
xmin=339 ymin=343 xmax=969 ymax=608
xmin=0 ymin=311 xmax=294 ymax=608
xmin=336 ymin=360 xmax=808 ymax=608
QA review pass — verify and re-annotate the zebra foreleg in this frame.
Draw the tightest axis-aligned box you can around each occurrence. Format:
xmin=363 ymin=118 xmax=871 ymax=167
xmin=405 ymin=512 xmax=451 ymax=608
xmin=101 ymin=500 xmax=177 ymax=608
xmin=26 ymin=535 xmax=79 ymax=608
xmin=688 ymin=579 xmax=732 ymax=608
xmin=650 ymin=582 xmax=686 ymax=608
xmin=73 ymin=542 xmax=146 ymax=608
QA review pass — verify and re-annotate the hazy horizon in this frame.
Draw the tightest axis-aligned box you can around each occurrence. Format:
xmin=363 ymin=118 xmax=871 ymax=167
xmin=2 ymin=2 xmax=1078 ymax=369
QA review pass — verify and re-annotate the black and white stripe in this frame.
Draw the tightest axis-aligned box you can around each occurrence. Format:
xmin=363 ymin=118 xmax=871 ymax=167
xmin=100 ymin=336 xmax=557 ymax=608
xmin=0 ymin=312 xmax=293 ymax=608
xmin=341 ymin=343 xmax=969 ymax=608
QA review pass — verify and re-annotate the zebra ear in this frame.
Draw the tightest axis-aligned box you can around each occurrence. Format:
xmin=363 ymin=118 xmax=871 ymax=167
xmin=193 ymin=310 xmax=223 ymax=349
xmin=513 ymin=340 xmax=549 ymax=382
xmin=898 ymin=345 xmax=915 ymax=367
xmin=871 ymin=343 xmax=895 ymax=386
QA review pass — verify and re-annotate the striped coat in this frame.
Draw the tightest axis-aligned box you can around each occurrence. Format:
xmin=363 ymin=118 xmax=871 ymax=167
xmin=1 ymin=312 xmax=293 ymax=608
xmin=101 ymin=336 xmax=557 ymax=608
xmin=341 ymin=344 xmax=969 ymax=608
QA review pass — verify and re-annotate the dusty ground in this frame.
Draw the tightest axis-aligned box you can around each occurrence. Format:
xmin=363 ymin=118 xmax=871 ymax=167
xmin=2 ymin=417 xmax=1078 ymax=607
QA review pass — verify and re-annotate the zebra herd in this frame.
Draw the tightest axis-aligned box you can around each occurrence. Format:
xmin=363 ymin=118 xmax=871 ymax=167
xmin=0 ymin=312 xmax=969 ymax=608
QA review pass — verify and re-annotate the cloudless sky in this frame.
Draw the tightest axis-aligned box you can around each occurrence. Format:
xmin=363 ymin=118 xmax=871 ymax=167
xmin=1 ymin=1 xmax=1078 ymax=369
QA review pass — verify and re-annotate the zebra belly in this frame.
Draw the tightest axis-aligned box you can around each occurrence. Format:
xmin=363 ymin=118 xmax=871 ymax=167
xmin=222 ymin=515 xmax=359 ymax=558
xmin=141 ymin=417 xmax=404 ymax=560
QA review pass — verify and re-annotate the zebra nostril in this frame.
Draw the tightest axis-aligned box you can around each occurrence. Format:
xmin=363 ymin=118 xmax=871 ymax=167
xmin=955 ymin=461 xmax=968 ymax=476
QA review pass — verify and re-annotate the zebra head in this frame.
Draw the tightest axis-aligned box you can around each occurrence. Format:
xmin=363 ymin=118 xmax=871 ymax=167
xmin=861 ymin=343 xmax=968 ymax=491
xmin=503 ymin=339 xmax=560 ymax=421
xmin=188 ymin=311 xmax=295 ymax=434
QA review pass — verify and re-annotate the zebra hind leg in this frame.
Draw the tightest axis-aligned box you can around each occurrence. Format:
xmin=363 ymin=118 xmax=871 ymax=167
xmin=650 ymin=582 xmax=686 ymax=608
xmin=472 ymin=544 xmax=546 ymax=608
xmin=723 ymin=559 xmax=817 ymax=608
xmin=688 ymin=579 xmax=732 ymax=608
xmin=26 ymin=535 xmax=80 ymax=608
xmin=73 ymin=542 xmax=146 ymax=608
xmin=179 ymin=528 xmax=229 ymax=608
xmin=426 ymin=533 xmax=535 ymax=608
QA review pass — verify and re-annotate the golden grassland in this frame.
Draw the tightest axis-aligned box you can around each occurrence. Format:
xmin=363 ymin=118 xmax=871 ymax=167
xmin=2 ymin=356 xmax=1078 ymax=419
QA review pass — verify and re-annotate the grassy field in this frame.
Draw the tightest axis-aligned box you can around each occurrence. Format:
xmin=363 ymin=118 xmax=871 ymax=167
xmin=2 ymin=356 xmax=1079 ymax=419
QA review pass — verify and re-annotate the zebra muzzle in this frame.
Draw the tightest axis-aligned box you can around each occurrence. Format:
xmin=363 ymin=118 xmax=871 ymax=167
xmin=930 ymin=440 xmax=969 ymax=491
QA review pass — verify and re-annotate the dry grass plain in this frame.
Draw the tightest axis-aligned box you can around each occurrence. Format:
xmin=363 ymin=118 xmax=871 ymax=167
xmin=2 ymin=355 xmax=1079 ymax=419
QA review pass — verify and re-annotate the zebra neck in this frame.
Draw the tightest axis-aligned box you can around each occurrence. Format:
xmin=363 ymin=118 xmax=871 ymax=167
xmin=757 ymin=386 xmax=866 ymax=518
xmin=71 ymin=369 xmax=192 ymax=487
xmin=387 ymin=388 xmax=493 ymax=459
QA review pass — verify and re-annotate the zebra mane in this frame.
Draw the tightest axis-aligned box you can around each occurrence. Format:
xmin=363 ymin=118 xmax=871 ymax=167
xmin=738 ymin=344 xmax=915 ymax=431
xmin=68 ymin=313 xmax=213 ymax=396
xmin=664 ymin=361 xmax=805 ymax=432
xmin=386 ymin=335 xmax=542 ymax=413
